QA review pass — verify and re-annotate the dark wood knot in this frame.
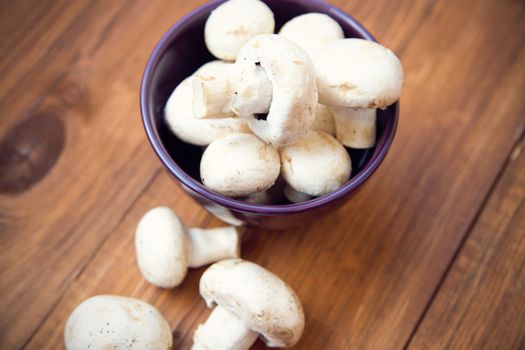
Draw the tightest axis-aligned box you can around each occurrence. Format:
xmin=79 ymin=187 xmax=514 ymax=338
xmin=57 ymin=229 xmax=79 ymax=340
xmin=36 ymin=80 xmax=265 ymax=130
xmin=0 ymin=112 xmax=65 ymax=194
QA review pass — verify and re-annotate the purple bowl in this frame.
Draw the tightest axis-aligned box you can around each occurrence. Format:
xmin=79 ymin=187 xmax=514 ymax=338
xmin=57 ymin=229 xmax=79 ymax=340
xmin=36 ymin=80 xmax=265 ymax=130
xmin=140 ymin=0 xmax=398 ymax=229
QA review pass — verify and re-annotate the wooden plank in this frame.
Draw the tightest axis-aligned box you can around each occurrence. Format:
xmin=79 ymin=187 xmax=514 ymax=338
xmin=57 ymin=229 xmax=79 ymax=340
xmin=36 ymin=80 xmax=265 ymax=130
xmin=408 ymin=139 xmax=525 ymax=350
xmin=0 ymin=0 xmax=433 ymax=348
xmin=1 ymin=0 xmax=525 ymax=349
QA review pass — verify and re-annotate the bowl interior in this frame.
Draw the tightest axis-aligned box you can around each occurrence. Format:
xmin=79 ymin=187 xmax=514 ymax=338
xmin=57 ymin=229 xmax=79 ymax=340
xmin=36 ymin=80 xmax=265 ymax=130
xmin=142 ymin=0 xmax=397 ymax=209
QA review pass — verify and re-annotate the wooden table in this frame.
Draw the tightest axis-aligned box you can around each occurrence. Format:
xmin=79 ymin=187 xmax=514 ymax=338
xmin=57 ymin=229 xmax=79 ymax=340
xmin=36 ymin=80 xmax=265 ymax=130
xmin=1 ymin=0 xmax=524 ymax=349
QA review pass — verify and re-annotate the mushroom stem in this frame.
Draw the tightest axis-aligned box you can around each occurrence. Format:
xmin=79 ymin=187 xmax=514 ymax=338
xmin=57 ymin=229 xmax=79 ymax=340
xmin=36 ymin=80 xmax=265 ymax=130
xmin=192 ymin=64 xmax=240 ymax=119
xmin=192 ymin=306 xmax=258 ymax=350
xmin=192 ymin=65 xmax=272 ymax=119
xmin=231 ymin=64 xmax=273 ymax=117
xmin=186 ymin=227 xmax=240 ymax=268
xmin=331 ymin=107 xmax=377 ymax=149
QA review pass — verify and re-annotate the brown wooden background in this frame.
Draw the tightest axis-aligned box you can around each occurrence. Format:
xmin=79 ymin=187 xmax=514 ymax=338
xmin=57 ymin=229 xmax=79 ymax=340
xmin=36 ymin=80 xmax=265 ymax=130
xmin=1 ymin=0 xmax=524 ymax=349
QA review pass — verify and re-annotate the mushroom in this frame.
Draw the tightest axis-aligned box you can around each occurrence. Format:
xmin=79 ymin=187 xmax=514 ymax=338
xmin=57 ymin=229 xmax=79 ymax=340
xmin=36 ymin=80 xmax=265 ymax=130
xmin=164 ymin=77 xmax=250 ymax=146
xmin=284 ymin=184 xmax=312 ymax=204
xmin=311 ymin=104 xmax=336 ymax=136
xmin=331 ymin=107 xmax=376 ymax=148
xmin=205 ymin=0 xmax=275 ymax=61
xmin=135 ymin=207 xmax=240 ymax=288
xmin=64 ymin=295 xmax=172 ymax=350
xmin=231 ymin=34 xmax=318 ymax=146
xmin=280 ymin=131 xmax=351 ymax=196
xmin=200 ymin=133 xmax=280 ymax=197
xmin=315 ymin=38 xmax=402 ymax=148
xmin=193 ymin=259 xmax=305 ymax=349
xmin=278 ymin=13 xmax=344 ymax=58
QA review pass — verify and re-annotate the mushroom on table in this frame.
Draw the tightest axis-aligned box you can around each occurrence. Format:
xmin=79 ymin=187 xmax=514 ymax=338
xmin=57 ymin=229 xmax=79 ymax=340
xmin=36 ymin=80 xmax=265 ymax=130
xmin=64 ymin=295 xmax=172 ymax=350
xmin=193 ymin=259 xmax=305 ymax=350
xmin=135 ymin=207 xmax=240 ymax=288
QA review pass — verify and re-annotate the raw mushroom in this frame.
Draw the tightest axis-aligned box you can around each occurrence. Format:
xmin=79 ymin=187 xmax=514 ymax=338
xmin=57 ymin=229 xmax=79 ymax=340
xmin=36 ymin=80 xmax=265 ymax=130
xmin=200 ymin=133 xmax=280 ymax=197
xmin=164 ymin=77 xmax=250 ymax=146
xmin=205 ymin=0 xmax=275 ymax=61
xmin=135 ymin=207 xmax=240 ymax=288
xmin=64 ymin=295 xmax=172 ymax=350
xmin=193 ymin=259 xmax=305 ymax=350
xmin=331 ymin=107 xmax=377 ymax=148
xmin=284 ymin=184 xmax=312 ymax=204
xmin=231 ymin=34 xmax=318 ymax=146
xmin=315 ymin=38 xmax=403 ymax=108
xmin=280 ymin=131 xmax=351 ymax=196
xmin=279 ymin=13 xmax=344 ymax=58
xmin=311 ymin=104 xmax=336 ymax=136
xmin=315 ymin=39 xmax=402 ymax=148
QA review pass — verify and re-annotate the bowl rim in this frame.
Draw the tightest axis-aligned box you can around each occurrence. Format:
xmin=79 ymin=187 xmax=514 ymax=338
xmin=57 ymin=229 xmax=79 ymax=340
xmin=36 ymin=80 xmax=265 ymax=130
xmin=140 ymin=0 xmax=399 ymax=215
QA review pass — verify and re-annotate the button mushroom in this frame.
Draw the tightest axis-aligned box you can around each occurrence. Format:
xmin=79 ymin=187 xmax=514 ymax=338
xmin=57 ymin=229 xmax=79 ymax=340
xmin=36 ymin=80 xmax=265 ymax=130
xmin=193 ymin=259 xmax=305 ymax=349
xmin=278 ymin=13 xmax=344 ymax=59
xmin=64 ymin=295 xmax=172 ymax=350
xmin=164 ymin=77 xmax=250 ymax=146
xmin=200 ymin=133 xmax=280 ymax=197
xmin=135 ymin=207 xmax=240 ymax=288
xmin=205 ymin=0 xmax=275 ymax=61
xmin=315 ymin=38 xmax=403 ymax=148
xmin=232 ymin=34 xmax=318 ymax=146
xmin=284 ymin=184 xmax=312 ymax=204
xmin=280 ymin=131 xmax=352 ymax=197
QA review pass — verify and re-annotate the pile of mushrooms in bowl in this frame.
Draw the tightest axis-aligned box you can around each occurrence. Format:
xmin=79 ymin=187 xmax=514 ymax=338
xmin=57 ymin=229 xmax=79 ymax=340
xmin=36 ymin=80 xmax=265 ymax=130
xmin=141 ymin=0 xmax=402 ymax=228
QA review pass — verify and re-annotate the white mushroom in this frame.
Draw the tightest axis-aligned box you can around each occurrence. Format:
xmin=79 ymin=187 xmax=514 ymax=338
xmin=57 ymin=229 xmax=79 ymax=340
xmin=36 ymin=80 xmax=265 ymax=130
xmin=231 ymin=34 xmax=318 ymax=146
xmin=280 ymin=131 xmax=351 ymax=196
xmin=242 ymin=190 xmax=273 ymax=205
xmin=315 ymin=38 xmax=403 ymax=109
xmin=284 ymin=184 xmax=312 ymax=204
xmin=200 ymin=133 xmax=280 ymax=197
xmin=193 ymin=259 xmax=305 ymax=350
xmin=135 ymin=207 xmax=240 ymax=288
xmin=279 ymin=13 xmax=344 ymax=58
xmin=64 ymin=295 xmax=172 ymax=350
xmin=331 ymin=107 xmax=376 ymax=148
xmin=205 ymin=0 xmax=275 ymax=61
xmin=311 ymin=104 xmax=336 ymax=136
xmin=315 ymin=39 xmax=402 ymax=148
xmin=164 ymin=77 xmax=250 ymax=146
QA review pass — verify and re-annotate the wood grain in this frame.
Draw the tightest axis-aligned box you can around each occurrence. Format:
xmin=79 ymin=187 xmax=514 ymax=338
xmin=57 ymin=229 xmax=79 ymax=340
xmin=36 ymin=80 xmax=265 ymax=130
xmin=0 ymin=0 xmax=524 ymax=349
xmin=408 ymin=140 xmax=525 ymax=350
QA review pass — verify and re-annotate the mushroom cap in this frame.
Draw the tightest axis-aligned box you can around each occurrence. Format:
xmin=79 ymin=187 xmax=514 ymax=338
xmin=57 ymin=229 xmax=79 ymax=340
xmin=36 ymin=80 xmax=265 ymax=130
xmin=205 ymin=0 xmax=275 ymax=61
xmin=200 ymin=133 xmax=280 ymax=197
xmin=316 ymin=38 xmax=403 ymax=108
xmin=279 ymin=13 xmax=344 ymax=57
xmin=280 ymin=131 xmax=352 ymax=196
xmin=199 ymin=259 xmax=305 ymax=348
xmin=311 ymin=104 xmax=336 ymax=136
xmin=164 ymin=77 xmax=250 ymax=146
xmin=135 ymin=207 xmax=188 ymax=288
xmin=64 ymin=295 xmax=172 ymax=350
xmin=234 ymin=34 xmax=318 ymax=146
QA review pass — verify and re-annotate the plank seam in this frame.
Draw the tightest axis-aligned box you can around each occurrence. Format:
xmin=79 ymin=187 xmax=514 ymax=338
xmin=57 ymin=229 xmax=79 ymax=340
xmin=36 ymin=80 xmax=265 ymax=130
xmin=402 ymin=129 xmax=525 ymax=350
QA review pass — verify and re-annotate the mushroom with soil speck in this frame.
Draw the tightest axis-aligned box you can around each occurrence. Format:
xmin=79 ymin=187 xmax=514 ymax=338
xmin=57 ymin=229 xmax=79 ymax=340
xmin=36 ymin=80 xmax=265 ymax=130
xmin=64 ymin=295 xmax=172 ymax=350
xmin=135 ymin=207 xmax=240 ymax=288
xmin=192 ymin=259 xmax=305 ymax=350
xmin=280 ymin=131 xmax=351 ymax=197
xmin=205 ymin=0 xmax=275 ymax=61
